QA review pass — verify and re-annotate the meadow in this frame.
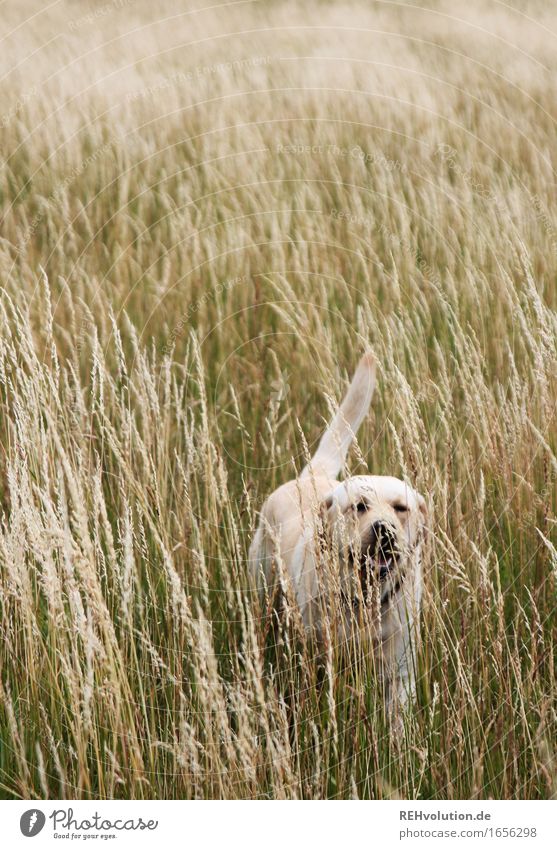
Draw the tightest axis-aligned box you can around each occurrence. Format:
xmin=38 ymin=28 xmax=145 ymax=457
xmin=0 ymin=0 xmax=556 ymax=799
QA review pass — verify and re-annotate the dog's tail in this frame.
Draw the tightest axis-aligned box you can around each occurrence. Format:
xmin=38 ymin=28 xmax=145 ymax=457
xmin=301 ymin=352 xmax=377 ymax=480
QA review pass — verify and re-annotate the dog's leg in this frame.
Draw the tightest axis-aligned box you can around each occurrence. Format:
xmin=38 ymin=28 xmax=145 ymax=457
xmin=381 ymin=628 xmax=415 ymax=713
xmin=290 ymin=527 xmax=325 ymax=632
xmin=392 ymin=627 xmax=417 ymax=708
xmin=387 ymin=554 xmax=423 ymax=709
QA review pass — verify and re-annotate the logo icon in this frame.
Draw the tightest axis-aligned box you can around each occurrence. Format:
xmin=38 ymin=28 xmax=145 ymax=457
xmin=20 ymin=810 xmax=46 ymax=837
xmin=270 ymin=373 xmax=291 ymax=404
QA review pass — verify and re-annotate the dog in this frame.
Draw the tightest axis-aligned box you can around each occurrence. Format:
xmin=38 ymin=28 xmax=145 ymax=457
xmin=249 ymin=353 xmax=428 ymax=707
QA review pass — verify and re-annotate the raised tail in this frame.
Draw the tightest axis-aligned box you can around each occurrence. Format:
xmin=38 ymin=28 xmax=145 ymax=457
xmin=301 ymin=352 xmax=377 ymax=480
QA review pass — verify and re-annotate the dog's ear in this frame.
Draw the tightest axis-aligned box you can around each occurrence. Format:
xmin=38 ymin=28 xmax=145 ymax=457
xmin=319 ymin=492 xmax=336 ymax=521
xmin=321 ymin=493 xmax=334 ymax=510
xmin=314 ymin=493 xmax=337 ymax=548
xmin=417 ymin=494 xmax=429 ymax=538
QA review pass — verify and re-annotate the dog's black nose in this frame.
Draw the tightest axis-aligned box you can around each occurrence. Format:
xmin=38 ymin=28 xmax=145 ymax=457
xmin=369 ymin=521 xmax=399 ymax=564
xmin=358 ymin=521 xmax=400 ymax=596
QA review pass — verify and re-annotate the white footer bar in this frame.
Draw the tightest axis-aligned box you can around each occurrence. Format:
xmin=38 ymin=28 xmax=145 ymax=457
xmin=3 ymin=799 xmax=554 ymax=848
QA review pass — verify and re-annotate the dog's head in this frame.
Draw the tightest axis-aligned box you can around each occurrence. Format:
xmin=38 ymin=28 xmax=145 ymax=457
xmin=319 ymin=475 xmax=427 ymax=606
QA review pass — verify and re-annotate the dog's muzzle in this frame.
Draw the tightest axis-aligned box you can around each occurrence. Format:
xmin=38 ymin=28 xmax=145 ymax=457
xmin=358 ymin=520 xmax=400 ymax=597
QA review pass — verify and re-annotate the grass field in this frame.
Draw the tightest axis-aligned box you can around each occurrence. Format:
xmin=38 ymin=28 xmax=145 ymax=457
xmin=0 ymin=0 xmax=556 ymax=799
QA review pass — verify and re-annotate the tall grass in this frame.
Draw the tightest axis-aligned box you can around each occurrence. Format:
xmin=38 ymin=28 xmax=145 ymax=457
xmin=0 ymin=0 xmax=555 ymax=799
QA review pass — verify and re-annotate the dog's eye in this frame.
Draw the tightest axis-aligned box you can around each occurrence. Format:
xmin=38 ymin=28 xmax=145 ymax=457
xmin=354 ymin=501 xmax=368 ymax=513
xmin=393 ymin=503 xmax=408 ymax=514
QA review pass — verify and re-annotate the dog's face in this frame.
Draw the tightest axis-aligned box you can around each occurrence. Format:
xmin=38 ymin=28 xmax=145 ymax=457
xmin=321 ymin=475 xmax=427 ymax=607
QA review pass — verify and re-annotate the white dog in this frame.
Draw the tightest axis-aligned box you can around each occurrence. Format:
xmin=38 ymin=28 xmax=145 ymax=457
xmin=249 ymin=354 xmax=428 ymax=707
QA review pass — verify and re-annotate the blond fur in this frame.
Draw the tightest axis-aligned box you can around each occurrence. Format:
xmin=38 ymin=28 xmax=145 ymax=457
xmin=249 ymin=354 xmax=427 ymax=707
